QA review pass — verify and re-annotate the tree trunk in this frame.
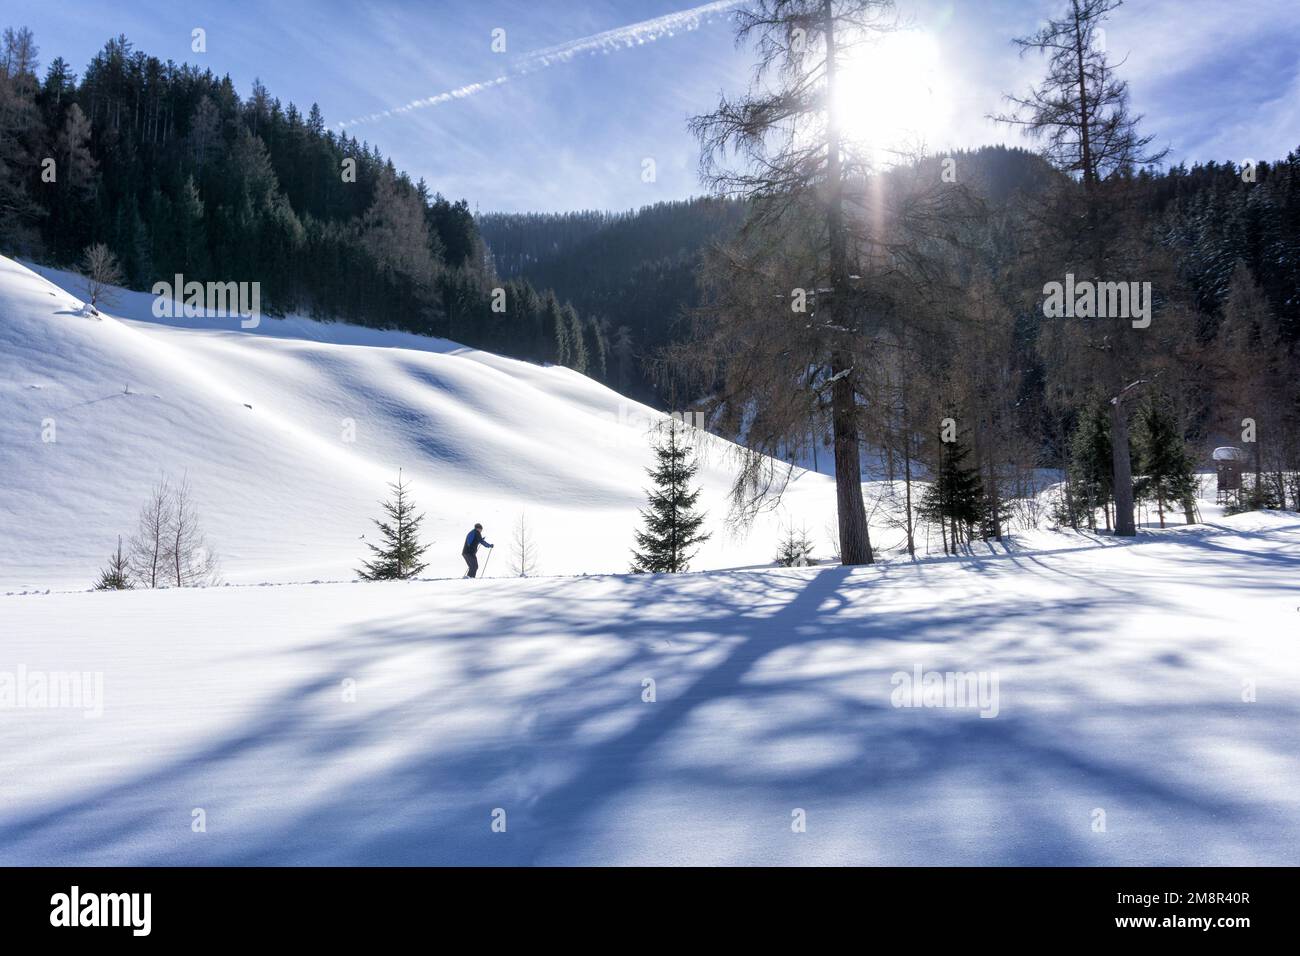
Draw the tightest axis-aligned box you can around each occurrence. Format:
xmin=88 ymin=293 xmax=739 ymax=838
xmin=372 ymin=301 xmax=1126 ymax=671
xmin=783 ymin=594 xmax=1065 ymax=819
xmin=823 ymin=2 xmax=870 ymax=567
xmin=985 ymin=448 xmax=1002 ymax=541
xmin=1254 ymin=437 xmax=1263 ymax=502
xmin=903 ymin=429 xmax=915 ymax=557
xmin=832 ymin=352 xmax=872 ymax=564
xmin=1110 ymin=400 xmax=1137 ymax=536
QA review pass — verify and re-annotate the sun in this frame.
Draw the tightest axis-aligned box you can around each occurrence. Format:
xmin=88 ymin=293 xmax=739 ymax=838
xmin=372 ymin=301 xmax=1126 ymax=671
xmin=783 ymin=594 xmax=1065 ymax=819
xmin=834 ymin=29 xmax=951 ymax=164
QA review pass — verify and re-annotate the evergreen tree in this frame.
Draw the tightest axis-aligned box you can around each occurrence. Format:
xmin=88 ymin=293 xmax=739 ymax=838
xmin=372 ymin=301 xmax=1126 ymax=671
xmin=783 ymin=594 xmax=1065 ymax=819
xmin=0 ymin=26 xmax=44 ymax=253
xmin=546 ymin=293 xmax=570 ymax=366
xmin=586 ymin=316 xmax=609 ymax=380
xmin=563 ymin=304 xmax=587 ymax=373
xmin=1068 ymin=397 xmax=1114 ymax=531
xmin=93 ymin=535 xmax=133 ymax=590
xmin=358 ymin=471 xmax=430 ymax=580
xmin=980 ymin=488 xmax=1015 ymax=543
xmin=775 ymin=524 xmax=816 ymax=567
xmin=1133 ymin=395 xmax=1198 ymax=527
xmin=54 ymin=102 xmax=96 ymax=203
xmin=919 ymin=435 xmax=986 ymax=554
xmin=630 ymin=421 xmax=711 ymax=573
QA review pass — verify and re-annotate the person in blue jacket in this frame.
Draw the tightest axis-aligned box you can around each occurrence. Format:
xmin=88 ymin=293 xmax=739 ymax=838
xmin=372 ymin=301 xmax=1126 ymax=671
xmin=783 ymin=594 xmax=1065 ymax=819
xmin=462 ymin=523 xmax=493 ymax=578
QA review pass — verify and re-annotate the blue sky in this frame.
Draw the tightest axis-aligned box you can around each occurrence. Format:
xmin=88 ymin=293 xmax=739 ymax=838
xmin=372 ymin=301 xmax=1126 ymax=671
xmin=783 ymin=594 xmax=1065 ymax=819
xmin=13 ymin=0 xmax=1300 ymax=212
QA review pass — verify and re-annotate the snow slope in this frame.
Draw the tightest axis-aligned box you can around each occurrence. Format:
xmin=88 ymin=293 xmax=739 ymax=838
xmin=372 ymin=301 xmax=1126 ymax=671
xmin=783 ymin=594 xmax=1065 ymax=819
xmin=2 ymin=512 xmax=1297 ymax=865
xmin=0 ymin=256 xmax=838 ymax=590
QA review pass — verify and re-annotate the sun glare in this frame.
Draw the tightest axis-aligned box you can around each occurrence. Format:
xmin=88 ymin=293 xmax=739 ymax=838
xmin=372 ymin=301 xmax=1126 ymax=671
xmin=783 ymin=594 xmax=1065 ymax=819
xmin=836 ymin=29 xmax=950 ymax=164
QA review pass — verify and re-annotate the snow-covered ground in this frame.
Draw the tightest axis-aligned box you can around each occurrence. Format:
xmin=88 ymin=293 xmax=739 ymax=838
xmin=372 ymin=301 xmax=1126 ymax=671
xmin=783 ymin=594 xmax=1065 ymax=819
xmin=2 ymin=511 xmax=1297 ymax=864
xmin=0 ymin=255 xmax=838 ymax=591
xmin=3 ymin=255 xmax=1298 ymax=865
xmin=0 ymin=254 xmax=1233 ymax=590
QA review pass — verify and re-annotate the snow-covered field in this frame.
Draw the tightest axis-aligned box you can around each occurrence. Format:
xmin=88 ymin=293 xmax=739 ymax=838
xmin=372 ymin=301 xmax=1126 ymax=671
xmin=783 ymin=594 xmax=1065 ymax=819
xmin=3 ymin=255 xmax=1298 ymax=865
xmin=2 ymin=511 xmax=1298 ymax=865
xmin=0 ymin=255 xmax=837 ymax=591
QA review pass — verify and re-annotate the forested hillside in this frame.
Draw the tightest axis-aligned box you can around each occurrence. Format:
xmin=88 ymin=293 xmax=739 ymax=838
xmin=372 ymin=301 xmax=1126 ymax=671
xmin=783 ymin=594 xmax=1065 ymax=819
xmin=664 ymin=139 xmax=1300 ymax=550
xmin=479 ymin=197 xmax=747 ymax=398
xmin=0 ymin=27 xmax=609 ymax=377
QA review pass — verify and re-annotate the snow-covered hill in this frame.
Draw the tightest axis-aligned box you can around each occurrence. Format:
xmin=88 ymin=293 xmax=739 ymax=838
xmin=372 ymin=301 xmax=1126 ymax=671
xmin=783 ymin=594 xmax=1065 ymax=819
xmin=0 ymin=256 xmax=837 ymax=590
xmin=2 ymin=511 xmax=1298 ymax=865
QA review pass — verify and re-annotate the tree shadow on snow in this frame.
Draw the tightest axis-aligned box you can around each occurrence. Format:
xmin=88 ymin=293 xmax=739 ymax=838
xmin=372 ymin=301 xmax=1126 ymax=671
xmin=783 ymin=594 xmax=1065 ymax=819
xmin=2 ymin=549 xmax=1298 ymax=866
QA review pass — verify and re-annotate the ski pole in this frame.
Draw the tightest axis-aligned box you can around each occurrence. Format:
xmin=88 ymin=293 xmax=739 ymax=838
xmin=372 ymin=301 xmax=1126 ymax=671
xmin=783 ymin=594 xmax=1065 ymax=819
xmin=481 ymin=547 xmax=493 ymax=577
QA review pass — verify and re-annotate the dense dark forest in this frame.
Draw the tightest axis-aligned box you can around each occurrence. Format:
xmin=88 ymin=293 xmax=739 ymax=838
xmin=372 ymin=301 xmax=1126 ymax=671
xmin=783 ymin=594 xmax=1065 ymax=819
xmin=0 ymin=27 xmax=608 ymax=378
xmin=479 ymin=197 xmax=747 ymax=397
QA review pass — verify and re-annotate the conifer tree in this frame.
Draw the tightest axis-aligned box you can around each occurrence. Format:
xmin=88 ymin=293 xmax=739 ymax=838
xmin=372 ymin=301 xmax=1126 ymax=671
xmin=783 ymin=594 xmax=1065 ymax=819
xmin=563 ymin=304 xmax=587 ymax=373
xmin=980 ymin=489 xmax=1015 ymax=543
xmin=775 ymin=524 xmax=816 ymax=567
xmin=1068 ymin=397 xmax=1114 ymax=531
xmin=94 ymin=535 xmax=133 ymax=590
xmin=358 ymin=471 xmax=430 ymax=580
xmin=919 ymin=435 xmax=986 ymax=554
xmin=1133 ymin=396 xmax=1198 ymax=526
xmin=630 ymin=421 xmax=711 ymax=573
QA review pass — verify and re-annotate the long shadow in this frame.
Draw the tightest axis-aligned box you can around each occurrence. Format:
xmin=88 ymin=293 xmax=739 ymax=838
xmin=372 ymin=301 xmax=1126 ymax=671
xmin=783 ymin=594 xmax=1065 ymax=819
xmin=2 ymin=551 xmax=1297 ymax=865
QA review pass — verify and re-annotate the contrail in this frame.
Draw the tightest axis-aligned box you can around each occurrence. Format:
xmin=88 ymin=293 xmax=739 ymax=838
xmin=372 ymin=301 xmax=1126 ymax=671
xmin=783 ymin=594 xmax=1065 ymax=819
xmin=338 ymin=0 xmax=745 ymax=130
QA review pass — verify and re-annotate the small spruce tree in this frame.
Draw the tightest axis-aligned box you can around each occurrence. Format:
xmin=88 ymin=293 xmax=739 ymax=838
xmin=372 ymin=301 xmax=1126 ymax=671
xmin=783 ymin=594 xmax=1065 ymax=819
xmin=358 ymin=470 xmax=430 ymax=580
xmin=775 ymin=523 xmax=816 ymax=567
xmin=94 ymin=535 xmax=133 ymax=590
xmin=1133 ymin=395 xmax=1197 ymax=528
xmin=630 ymin=421 xmax=711 ymax=573
xmin=919 ymin=434 xmax=986 ymax=554
xmin=980 ymin=488 xmax=1014 ymax=543
xmin=1068 ymin=396 xmax=1114 ymax=531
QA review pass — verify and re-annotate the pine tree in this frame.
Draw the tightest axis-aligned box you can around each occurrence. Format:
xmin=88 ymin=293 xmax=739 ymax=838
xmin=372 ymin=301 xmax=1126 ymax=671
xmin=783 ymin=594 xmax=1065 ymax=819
xmin=630 ymin=421 xmax=711 ymax=573
xmin=1133 ymin=396 xmax=1197 ymax=527
xmin=1068 ymin=397 xmax=1114 ymax=531
xmin=358 ymin=471 xmax=430 ymax=580
xmin=979 ymin=489 xmax=1015 ymax=543
xmin=775 ymin=524 xmax=816 ymax=567
xmin=563 ymin=304 xmax=587 ymax=373
xmin=919 ymin=435 xmax=986 ymax=554
xmin=94 ymin=536 xmax=133 ymax=590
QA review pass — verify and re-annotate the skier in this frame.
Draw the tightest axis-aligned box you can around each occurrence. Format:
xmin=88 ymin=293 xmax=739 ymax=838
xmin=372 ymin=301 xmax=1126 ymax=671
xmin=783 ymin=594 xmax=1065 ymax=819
xmin=462 ymin=523 xmax=493 ymax=578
